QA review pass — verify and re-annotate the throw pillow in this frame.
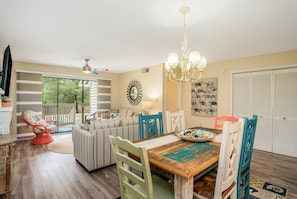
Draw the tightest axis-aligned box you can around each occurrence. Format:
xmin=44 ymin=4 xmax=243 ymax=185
xmin=114 ymin=119 xmax=120 ymax=127
xmin=110 ymin=112 xmax=119 ymax=119
xmin=120 ymin=118 xmax=129 ymax=126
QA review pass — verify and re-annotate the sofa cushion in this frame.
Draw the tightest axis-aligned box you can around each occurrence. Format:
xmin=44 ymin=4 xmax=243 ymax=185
xmin=93 ymin=120 xmax=102 ymax=130
xmin=133 ymin=117 xmax=139 ymax=125
xmin=114 ymin=119 xmax=120 ymax=127
xmin=89 ymin=117 xmax=138 ymax=132
xmin=107 ymin=120 xmax=113 ymax=128
xmin=101 ymin=120 xmax=109 ymax=129
xmin=119 ymin=109 xmax=127 ymax=118
xmin=126 ymin=110 xmax=134 ymax=117
xmin=120 ymin=118 xmax=128 ymax=126
xmin=79 ymin=124 xmax=90 ymax=131
xmin=127 ymin=117 xmax=133 ymax=125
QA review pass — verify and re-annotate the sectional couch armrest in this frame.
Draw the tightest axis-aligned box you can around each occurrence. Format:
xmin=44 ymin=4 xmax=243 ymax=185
xmin=72 ymin=126 xmax=95 ymax=171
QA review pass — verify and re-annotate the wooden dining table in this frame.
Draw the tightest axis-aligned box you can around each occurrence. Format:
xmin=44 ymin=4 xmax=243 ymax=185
xmin=134 ymin=128 xmax=221 ymax=199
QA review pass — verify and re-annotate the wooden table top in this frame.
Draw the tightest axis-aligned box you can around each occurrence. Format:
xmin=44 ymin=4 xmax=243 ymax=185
xmin=136 ymin=128 xmax=221 ymax=179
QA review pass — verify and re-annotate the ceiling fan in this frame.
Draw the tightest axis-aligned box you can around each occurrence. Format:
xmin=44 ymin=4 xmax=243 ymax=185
xmin=82 ymin=59 xmax=109 ymax=75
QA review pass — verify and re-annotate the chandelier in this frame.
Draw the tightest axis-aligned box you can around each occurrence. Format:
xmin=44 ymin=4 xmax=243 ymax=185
xmin=165 ymin=6 xmax=207 ymax=82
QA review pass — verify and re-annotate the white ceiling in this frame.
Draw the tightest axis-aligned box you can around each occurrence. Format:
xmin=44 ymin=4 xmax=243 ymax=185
xmin=1 ymin=0 xmax=297 ymax=73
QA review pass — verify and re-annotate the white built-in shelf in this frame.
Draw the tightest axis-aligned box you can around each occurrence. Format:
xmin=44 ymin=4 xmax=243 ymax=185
xmin=0 ymin=106 xmax=13 ymax=135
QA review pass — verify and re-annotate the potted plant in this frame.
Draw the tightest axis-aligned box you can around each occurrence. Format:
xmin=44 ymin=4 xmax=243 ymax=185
xmin=1 ymin=96 xmax=11 ymax=107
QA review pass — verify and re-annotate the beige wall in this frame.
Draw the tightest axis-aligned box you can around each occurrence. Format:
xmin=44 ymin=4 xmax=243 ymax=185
xmin=117 ymin=64 xmax=164 ymax=115
xmin=4 ymin=49 xmax=297 ymax=135
xmin=166 ymin=79 xmax=178 ymax=112
xmin=182 ymin=50 xmax=297 ymax=129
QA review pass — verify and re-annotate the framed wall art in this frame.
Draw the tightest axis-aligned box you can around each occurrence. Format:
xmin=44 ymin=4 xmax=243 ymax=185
xmin=191 ymin=77 xmax=218 ymax=117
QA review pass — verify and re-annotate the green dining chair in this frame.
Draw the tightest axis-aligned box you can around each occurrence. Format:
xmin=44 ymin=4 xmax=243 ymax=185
xmin=138 ymin=112 xmax=164 ymax=139
xmin=109 ymin=135 xmax=174 ymax=199
xmin=237 ymin=115 xmax=258 ymax=199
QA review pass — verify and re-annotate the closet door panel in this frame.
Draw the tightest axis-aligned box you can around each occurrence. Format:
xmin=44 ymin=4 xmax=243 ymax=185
xmin=252 ymin=71 xmax=273 ymax=151
xmin=274 ymin=68 xmax=297 ymax=117
xmin=232 ymin=73 xmax=251 ymax=117
xmin=253 ymin=117 xmax=273 ymax=151
xmin=274 ymin=119 xmax=297 ymax=157
xmin=273 ymin=68 xmax=297 ymax=157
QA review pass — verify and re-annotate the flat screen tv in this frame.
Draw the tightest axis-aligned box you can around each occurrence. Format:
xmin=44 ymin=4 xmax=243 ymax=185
xmin=0 ymin=45 xmax=12 ymax=97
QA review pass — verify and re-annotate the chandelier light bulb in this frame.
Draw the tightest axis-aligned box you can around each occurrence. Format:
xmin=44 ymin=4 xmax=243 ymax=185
xmin=165 ymin=62 xmax=171 ymax=71
xmin=189 ymin=51 xmax=201 ymax=67
xmin=167 ymin=53 xmax=179 ymax=68
xmin=197 ymin=56 xmax=207 ymax=71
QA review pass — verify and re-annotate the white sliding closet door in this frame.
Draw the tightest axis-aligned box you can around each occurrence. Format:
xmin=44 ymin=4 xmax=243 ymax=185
xmin=232 ymin=73 xmax=251 ymax=117
xmin=273 ymin=68 xmax=297 ymax=157
xmin=233 ymin=71 xmax=273 ymax=152
xmin=233 ymin=67 xmax=297 ymax=157
xmin=252 ymin=71 xmax=273 ymax=152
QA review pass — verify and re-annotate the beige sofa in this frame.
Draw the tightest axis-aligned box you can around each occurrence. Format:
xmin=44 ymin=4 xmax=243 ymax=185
xmin=73 ymin=117 xmax=139 ymax=171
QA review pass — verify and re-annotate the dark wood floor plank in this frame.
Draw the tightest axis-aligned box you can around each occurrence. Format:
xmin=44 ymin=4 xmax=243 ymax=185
xmin=8 ymin=134 xmax=297 ymax=199
xmin=251 ymin=149 xmax=297 ymax=198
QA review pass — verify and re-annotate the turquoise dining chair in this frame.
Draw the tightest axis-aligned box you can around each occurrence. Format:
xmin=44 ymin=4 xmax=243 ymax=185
xmin=138 ymin=112 xmax=164 ymax=139
xmin=237 ymin=115 xmax=258 ymax=199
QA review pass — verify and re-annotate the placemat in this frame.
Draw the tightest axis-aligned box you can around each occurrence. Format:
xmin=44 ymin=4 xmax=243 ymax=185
xmin=163 ymin=142 xmax=215 ymax=163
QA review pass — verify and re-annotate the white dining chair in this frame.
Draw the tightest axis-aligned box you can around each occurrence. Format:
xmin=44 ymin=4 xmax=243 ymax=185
xmin=166 ymin=110 xmax=185 ymax=133
xmin=193 ymin=118 xmax=244 ymax=199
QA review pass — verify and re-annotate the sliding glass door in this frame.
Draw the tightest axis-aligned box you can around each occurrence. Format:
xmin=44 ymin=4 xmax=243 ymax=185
xmin=42 ymin=77 xmax=93 ymax=133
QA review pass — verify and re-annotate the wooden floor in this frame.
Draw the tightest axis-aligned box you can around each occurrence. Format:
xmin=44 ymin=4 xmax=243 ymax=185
xmin=8 ymin=134 xmax=297 ymax=199
xmin=250 ymin=149 xmax=297 ymax=198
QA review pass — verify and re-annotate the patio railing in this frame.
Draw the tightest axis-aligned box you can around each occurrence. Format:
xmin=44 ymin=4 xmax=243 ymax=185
xmin=42 ymin=103 xmax=76 ymax=126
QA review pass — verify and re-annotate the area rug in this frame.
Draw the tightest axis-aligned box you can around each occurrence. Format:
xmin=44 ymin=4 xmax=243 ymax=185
xmin=47 ymin=135 xmax=73 ymax=154
xmin=249 ymin=177 xmax=288 ymax=199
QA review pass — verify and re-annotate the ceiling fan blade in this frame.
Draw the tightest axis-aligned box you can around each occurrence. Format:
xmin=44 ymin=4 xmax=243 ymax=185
xmin=91 ymin=71 xmax=99 ymax=75
xmin=93 ymin=68 xmax=109 ymax=72
xmin=82 ymin=59 xmax=109 ymax=75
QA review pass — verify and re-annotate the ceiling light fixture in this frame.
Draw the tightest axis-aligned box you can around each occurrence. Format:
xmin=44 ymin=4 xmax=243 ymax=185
xmin=165 ymin=6 xmax=207 ymax=82
xmin=83 ymin=59 xmax=92 ymax=73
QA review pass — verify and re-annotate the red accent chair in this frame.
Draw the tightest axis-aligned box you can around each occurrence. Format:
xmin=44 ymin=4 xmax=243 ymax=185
xmin=21 ymin=110 xmax=56 ymax=144
xmin=214 ymin=115 xmax=239 ymax=129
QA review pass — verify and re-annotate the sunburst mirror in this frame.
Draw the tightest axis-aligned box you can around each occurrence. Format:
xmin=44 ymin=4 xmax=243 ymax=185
xmin=127 ymin=80 xmax=143 ymax=106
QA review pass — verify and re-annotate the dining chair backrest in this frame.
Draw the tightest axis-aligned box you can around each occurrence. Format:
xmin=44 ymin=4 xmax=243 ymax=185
xmin=194 ymin=118 xmax=244 ymax=199
xmin=237 ymin=115 xmax=258 ymax=199
xmin=138 ymin=112 xmax=163 ymax=139
xmin=109 ymin=135 xmax=174 ymax=199
xmin=214 ymin=115 xmax=239 ymax=129
xmin=166 ymin=110 xmax=185 ymax=133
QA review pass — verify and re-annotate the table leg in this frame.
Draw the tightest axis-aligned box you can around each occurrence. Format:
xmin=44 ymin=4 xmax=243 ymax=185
xmin=174 ymin=175 xmax=194 ymax=199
